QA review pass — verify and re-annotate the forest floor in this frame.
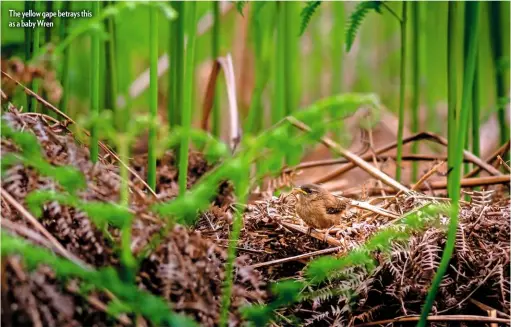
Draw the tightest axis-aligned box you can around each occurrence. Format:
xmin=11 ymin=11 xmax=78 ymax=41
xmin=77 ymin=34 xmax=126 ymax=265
xmin=1 ymin=73 xmax=510 ymax=326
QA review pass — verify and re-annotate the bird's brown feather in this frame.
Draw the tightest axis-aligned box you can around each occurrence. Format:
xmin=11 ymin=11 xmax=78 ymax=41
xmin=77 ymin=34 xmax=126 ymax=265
xmin=324 ymin=195 xmax=347 ymax=215
xmin=294 ymin=184 xmax=349 ymax=229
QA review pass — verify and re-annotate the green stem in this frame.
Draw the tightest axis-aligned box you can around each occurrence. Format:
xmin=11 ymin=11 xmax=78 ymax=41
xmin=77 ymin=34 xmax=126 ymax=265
xmin=283 ymin=2 xmax=299 ymax=164
xmin=178 ymin=2 xmax=197 ymax=196
xmin=168 ymin=1 xmax=183 ymax=128
xmin=175 ymin=1 xmax=185 ymax=128
xmin=104 ymin=1 xmax=118 ymax=114
xmin=41 ymin=1 xmax=53 ymax=115
xmin=24 ymin=1 xmax=33 ymax=61
xmin=310 ymin=10 xmax=323 ymax=100
xmin=424 ymin=3 xmax=438 ymax=134
xmin=446 ymin=2 xmax=459 ymax=196
xmin=59 ymin=1 xmax=72 ymax=113
xmin=418 ymin=2 xmax=481 ymax=326
xmin=30 ymin=1 xmax=43 ymax=113
xmin=120 ymin=221 xmax=136 ymax=283
xmin=116 ymin=15 xmax=132 ymax=134
xmin=274 ymin=2 xmax=286 ymax=125
xmin=44 ymin=1 xmax=53 ymax=45
xmin=395 ymin=2 xmax=407 ymax=183
xmin=246 ymin=2 xmax=276 ymax=133
xmin=24 ymin=1 xmax=33 ymax=110
xmin=411 ymin=1 xmax=420 ymax=182
xmin=472 ymin=53 xmax=480 ymax=164
xmin=283 ymin=2 xmax=298 ymax=117
xmin=90 ymin=0 xmax=100 ymax=163
xmin=489 ymin=1 xmax=509 ymax=145
xmin=119 ymin=135 xmax=129 ymax=207
xmin=463 ymin=2 xmax=476 ymax=175
xmin=219 ymin=176 xmax=249 ymax=327
xmin=148 ymin=5 xmax=159 ymax=191
xmin=212 ymin=1 xmax=221 ymax=138
xmin=331 ymin=1 xmax=344 ymax=95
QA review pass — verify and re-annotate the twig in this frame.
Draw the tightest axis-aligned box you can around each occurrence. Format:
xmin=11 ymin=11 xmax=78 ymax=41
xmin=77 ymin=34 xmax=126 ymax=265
xmin=2 ymin=219 xmax=59 ymax=252
xmin=367 ymin=127 xmax=386 ymax=197
xmin=66 ymin=284 xmax=132 ymax=325
xmin=284 ymin=154 xmax=470 ymax=173
xmin=248 ymin=246 xmax=344 ymax=269
xmin=286 ymin=116 xmax=409 ymax=193
xmin=20 ymin=112 xmax=62 ymax=125
xmin=344 ymin=199 xmax=399 ymax=219
xmin=469 ymin=299 xmax=510 ymax=319
xmin=6 ymin=258 xmax=44 ymax=327
xmin=279 ymin=221 xmax=342 ymax=247
xmin=1 ymin=188 xmax=91 ymax=269
xmin=313 ymin=131 xmax=502 ymax=184
xmin=217 ymin=244 xmax=267 ymax=254
xmin=363 ymin=161 xmax=445 ymax=222
xmin=437 ymin=265 xmax=498 ymax=314
xmin=411 ymin=161 xmax=445 ymax=191
xmin=339 ymin=175 xmax=511 ymax=196
xmin=1 ymin=70 xmax=158 ymax=199
xmin=393 ymin=161 xmax=445 ymax=200
xmin=465 ymin=140 xmax=510 ymax=178
xmin=489 ymin=310 xmax=498 ymax=327
xmin=497 ymin=155 xmax=511 ymax=172
xmin=354 ymin=314 xmax=511 ymax=326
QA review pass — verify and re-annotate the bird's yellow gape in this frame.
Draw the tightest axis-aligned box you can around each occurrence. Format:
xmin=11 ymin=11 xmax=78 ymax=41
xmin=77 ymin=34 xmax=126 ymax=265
xmin=290 ymin=187 xmax=307 ymax=195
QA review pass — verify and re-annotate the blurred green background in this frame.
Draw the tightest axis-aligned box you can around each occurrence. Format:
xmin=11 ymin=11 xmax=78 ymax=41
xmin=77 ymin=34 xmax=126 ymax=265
xmin=1 ymin=1 xmax=509 ymax=139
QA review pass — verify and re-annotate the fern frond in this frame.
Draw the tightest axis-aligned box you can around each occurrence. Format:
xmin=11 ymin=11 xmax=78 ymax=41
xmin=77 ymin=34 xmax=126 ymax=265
xmin=1 ymin=233 xmax=197 ymax=327
xmin=299 ymin=1 xmax=321 ymax=36
xmin=235 ymin=1 xmax=248 ymax=16
xmin=345 ymin=1 xmax=383 ymax=51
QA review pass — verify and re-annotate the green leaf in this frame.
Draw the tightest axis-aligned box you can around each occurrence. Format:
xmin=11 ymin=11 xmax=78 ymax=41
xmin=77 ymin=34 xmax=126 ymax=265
xmin=345 ymin=1 xmax=383 ymax=51
xmin=299 ymin=1 xmax=321 ymax=36
xmin=305 ymin=256 xmax=346 ymax=282
xmin=286 ymin=142 xmax=304 ymax=167
xmin=81 ymin=202 xmax=133 ymax=229
xmin=1 ymin=121 xmax=42 ymax=160
xmin=497 ymin=56 xmax=510 ymax=73
xmin=52 ymin=166 xmax=87 ymax=194
xmin=151 ymin=194 xmax=205 ymax=225
xmin=25 ymin=191 xmax=78 ymax=218
xmin=1 ymin=233 xmax=198 ymax=326
xmin=241 ymin=280 xmax=305 ymax=327
xmin=241 ymin=304 xmax=272 ymax=327
xmin=267 ymin=154 xmax=283 ymax=176
xmin=252 ymin=1 xmax=268 ymax=16
xmin=204 ymin=140 xmax=229 ymax=164
xmin=1 ymin=153 xmax=21 ymax=174
xmin=152 ymin=2 xmax=178 ymax=20
xmin=235 ymin=1 xmax=248 ymax=16
xmin=106 ymin=298 xmax=131 ymax=317
xmin=271 ymin=280 xmax=305 ymax=306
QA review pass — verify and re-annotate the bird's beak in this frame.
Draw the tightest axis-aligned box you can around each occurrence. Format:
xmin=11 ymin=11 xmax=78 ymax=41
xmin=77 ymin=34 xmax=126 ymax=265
xmin=291 ymin=187 xmax=307 ymax=195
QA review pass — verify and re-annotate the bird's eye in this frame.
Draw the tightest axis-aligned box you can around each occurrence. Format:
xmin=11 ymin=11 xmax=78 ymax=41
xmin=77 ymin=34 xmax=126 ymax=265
xmin=302 ymin=187 xmax=312 ymax=194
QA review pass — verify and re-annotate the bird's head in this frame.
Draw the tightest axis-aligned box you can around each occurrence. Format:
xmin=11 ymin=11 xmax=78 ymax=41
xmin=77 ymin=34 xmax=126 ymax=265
xmin=291 ymin=183 xmax=325 ymax=201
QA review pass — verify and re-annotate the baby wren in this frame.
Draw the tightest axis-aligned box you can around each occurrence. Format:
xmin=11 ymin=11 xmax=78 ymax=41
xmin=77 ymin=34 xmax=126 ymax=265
xmin=291 ymin=183 xmax=349 ymax=239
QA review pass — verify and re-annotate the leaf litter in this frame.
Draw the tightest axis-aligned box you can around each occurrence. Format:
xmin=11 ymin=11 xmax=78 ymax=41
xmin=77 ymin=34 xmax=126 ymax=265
xmin=1 ymin=107 xmax=510 ymax=326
